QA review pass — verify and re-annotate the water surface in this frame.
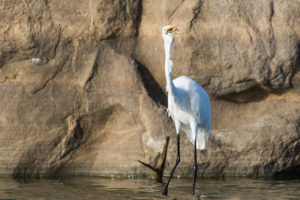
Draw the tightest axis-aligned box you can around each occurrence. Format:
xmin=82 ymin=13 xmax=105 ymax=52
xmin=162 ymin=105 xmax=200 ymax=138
xmin=0 ymin=177 xmax=299 ymax=199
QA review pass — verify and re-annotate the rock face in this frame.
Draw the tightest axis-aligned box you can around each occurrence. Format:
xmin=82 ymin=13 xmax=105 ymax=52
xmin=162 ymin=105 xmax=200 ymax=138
xmin=0 ymin=0 xmax=299 ymax=178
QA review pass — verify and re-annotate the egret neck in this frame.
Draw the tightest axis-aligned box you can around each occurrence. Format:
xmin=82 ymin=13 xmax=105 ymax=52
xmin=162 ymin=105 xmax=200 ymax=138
xmin=164 ymin=39 xmax=176 ymax=96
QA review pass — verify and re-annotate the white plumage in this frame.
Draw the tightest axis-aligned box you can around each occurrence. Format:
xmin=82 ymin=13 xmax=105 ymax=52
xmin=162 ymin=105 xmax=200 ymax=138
xmin=161 ymin=24 xmax=212 ymax=196
xmin=162 ymin=25 xmax=211 ymax=150
xmin=171 ymin=76 xmax=211 ymax=149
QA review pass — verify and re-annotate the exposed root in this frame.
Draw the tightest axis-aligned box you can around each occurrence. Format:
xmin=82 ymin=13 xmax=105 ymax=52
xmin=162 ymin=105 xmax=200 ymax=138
xmin=138 ymin=136 xmax=170 ymax=183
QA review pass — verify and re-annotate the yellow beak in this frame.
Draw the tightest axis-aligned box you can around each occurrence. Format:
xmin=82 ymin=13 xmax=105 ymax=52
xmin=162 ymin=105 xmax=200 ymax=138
xmin=167 ymin=25 xmax=177 ymax=31
xmin=168 ymin=25 xmax=179 ymax=38
xmin=170 ymin=33 xmax=179 ymax=38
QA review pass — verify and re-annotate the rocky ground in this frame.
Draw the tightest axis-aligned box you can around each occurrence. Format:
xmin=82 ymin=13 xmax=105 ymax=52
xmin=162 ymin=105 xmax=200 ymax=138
xmin=0 ymin=0 xmax=299 ymax=178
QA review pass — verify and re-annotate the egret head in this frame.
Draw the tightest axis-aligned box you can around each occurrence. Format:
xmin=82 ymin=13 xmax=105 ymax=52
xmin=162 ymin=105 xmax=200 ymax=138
xmin=162 ymin=25 xmax=179 ymax=46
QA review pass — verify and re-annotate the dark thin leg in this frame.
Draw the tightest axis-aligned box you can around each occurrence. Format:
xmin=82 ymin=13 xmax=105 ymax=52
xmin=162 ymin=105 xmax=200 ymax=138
xmin=162 ymin=134 xmax=180 ymax=196
xmin=192 ymin=137 xmax=198 ymax=195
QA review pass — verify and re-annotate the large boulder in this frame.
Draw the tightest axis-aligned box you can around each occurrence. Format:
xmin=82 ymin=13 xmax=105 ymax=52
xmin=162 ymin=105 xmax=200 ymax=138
xmin=0 ymin=0 xmax=299 ymax=178
xmin=136 ymin=0 xmax=300 ymax=96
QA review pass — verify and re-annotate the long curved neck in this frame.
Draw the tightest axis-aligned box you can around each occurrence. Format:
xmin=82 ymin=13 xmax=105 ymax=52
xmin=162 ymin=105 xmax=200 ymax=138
xmin=164 ymin=41 xmax=176 ymax=95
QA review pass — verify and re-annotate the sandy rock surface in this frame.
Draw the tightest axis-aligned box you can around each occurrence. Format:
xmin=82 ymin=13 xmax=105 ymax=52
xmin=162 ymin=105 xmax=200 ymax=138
xmin=0 ymin=0 xmax=299 ymax=178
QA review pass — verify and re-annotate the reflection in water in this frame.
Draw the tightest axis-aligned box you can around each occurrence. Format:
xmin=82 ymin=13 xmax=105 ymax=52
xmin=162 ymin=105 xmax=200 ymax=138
xmin=0 ymin=177 xmax=299 ymax=200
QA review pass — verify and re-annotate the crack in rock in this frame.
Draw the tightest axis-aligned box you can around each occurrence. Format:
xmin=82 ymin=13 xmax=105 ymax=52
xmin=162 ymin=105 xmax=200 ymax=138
xmin=32 ymin=56 xmax=69 ymax=94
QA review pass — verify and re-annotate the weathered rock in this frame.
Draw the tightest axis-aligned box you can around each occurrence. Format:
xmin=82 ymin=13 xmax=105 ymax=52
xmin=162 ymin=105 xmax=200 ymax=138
xmin=47 ymin=0 xmax=141 ymax=40
xmin=136 ymin=0 xmax=300 ymax=96
xmin=0 ymin=0 xmax=299 ymax=178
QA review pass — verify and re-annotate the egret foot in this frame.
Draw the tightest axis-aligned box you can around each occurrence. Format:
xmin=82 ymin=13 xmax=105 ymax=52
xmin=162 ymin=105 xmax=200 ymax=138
xmin=162 ymin=187 xmax=168 ymax=196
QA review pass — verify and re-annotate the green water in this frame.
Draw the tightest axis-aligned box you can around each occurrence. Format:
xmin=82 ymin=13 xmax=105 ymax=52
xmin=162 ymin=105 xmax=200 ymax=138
xmin=0 ymin=177 xmax=299 ymax=200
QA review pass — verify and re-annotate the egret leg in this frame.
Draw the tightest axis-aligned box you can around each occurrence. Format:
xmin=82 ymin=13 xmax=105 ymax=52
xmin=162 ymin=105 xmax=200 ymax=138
xmin=192 ymin=138 xmax=198 ymax=195
xmin=162 ymin=134 xmax=180 ymax=196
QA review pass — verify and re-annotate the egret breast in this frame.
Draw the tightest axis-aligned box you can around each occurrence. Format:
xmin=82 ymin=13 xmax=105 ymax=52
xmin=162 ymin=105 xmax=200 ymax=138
xmin=172 ymin=105 xmax=191 ymax=125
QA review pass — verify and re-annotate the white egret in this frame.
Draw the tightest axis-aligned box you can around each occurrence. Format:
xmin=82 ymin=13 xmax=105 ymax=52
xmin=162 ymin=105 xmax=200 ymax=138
xmin=161 ymin=25 xmax=212 ymax=196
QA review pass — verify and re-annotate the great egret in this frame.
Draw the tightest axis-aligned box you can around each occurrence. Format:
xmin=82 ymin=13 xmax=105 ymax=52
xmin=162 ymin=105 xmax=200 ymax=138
xmin=161 ymin=25 xmax=212 ymax=196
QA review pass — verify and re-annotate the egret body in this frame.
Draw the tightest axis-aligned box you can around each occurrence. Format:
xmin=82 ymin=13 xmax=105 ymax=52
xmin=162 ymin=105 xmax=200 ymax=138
xmin=161 ymin=25 xmax=212 ymax=196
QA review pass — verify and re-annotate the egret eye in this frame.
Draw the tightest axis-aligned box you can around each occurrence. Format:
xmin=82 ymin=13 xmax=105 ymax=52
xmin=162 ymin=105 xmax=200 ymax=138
xmin=167 ymin=29 xmax=173 ymax=34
